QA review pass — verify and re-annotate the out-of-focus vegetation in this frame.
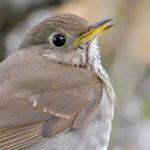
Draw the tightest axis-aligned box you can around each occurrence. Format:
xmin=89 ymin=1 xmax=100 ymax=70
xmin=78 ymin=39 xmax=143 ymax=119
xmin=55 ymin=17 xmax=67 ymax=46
xmin=0 ymin=0 xmax=150 ymax=149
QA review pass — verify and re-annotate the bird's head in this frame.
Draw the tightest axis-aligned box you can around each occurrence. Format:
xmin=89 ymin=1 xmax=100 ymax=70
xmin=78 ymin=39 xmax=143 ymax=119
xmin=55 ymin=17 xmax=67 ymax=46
xmin=20 ymin=13 xmax=113 ymax=67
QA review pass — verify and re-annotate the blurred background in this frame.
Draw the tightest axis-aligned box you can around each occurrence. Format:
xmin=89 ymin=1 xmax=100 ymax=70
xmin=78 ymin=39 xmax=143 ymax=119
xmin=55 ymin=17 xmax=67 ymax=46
xmin=0 ymin=0 xmax=150 ymax=149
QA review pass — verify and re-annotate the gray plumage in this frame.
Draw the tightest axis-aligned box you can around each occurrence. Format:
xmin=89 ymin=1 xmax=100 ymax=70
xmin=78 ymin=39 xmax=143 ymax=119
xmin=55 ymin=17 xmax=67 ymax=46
xmin=0 ymin=13 xmax=115 ymax=150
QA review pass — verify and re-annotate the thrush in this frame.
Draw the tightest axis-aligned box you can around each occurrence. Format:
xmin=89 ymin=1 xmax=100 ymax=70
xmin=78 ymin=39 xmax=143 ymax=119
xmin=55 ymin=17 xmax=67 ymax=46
xmin=0 ymin=13 xmax=116 ymax=150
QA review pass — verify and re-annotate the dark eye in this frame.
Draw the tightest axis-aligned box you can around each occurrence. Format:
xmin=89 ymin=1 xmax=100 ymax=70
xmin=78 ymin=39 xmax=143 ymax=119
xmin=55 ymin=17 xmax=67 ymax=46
xmin=52 ymin=34 xmax=66 ymax=47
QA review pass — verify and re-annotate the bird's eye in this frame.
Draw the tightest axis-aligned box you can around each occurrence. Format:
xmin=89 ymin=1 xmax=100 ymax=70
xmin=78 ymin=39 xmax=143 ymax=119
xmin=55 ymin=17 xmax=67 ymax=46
xmin=52 ymin=34 xmax=66 ymax=47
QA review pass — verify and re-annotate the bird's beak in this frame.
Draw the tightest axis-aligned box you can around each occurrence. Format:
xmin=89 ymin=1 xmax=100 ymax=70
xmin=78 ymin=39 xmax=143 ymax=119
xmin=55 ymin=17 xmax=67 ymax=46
xmin=72 ymin=19 xmax=114 ymax=47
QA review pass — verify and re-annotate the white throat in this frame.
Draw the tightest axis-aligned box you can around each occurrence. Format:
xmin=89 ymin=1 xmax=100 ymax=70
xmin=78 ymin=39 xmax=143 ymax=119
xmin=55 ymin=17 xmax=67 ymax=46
xmin=88 ymin=38 xmax=116 ymax=107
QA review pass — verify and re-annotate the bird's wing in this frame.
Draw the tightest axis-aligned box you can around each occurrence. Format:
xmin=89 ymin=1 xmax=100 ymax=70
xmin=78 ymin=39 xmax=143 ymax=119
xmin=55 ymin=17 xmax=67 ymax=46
xmin=0 ymin=51 xmax=103 ymax=149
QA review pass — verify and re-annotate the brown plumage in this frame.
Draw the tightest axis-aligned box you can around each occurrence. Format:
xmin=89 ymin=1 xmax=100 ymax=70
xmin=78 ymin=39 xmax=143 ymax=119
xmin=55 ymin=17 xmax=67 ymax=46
xmin=0 ymin=13 xmax=115 ymax=150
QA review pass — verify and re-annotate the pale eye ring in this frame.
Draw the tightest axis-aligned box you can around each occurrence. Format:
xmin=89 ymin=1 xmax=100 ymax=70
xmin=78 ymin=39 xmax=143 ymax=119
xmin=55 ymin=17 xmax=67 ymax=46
xmin=49 ymin=32 xmax=66 ymax=48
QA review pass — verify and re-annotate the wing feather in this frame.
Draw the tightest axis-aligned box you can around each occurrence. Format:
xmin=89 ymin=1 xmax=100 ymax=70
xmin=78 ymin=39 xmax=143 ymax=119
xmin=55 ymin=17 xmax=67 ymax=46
xmin=0 ymin=52 xmax=103 ymax=149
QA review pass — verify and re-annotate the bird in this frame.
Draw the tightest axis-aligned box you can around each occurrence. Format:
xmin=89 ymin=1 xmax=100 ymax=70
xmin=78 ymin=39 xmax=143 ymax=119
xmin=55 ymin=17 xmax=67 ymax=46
xmin=0 ymin=13 xmax=116 ymax=150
